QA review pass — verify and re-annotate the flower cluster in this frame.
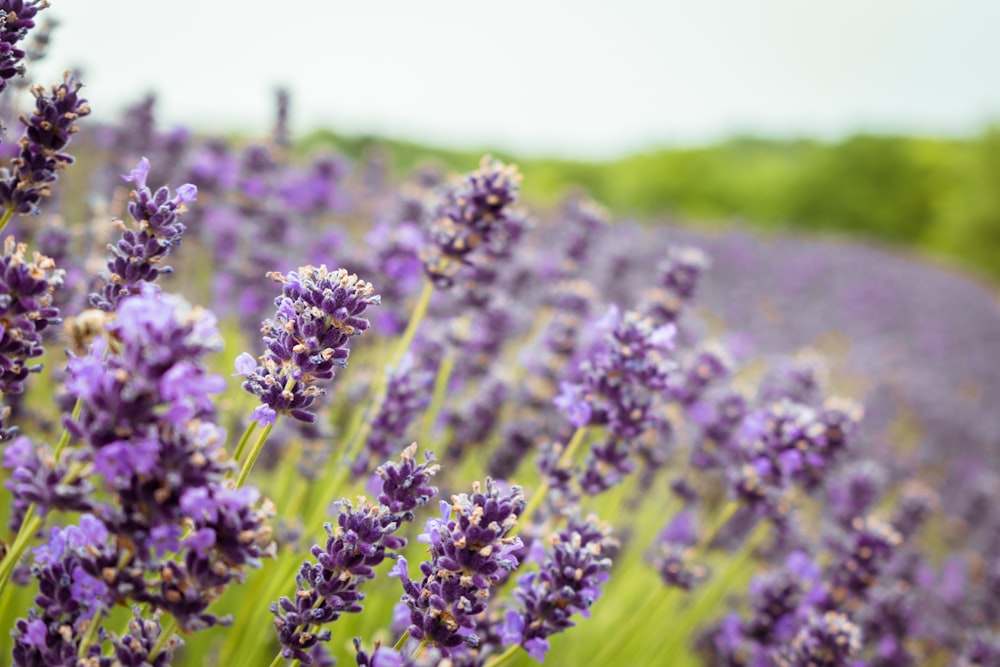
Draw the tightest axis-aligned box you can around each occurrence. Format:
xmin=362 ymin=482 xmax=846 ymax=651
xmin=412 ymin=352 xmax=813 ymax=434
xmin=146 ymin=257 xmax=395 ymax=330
xmin=420 ymin=156 xmax=523 ymax=288
xmin=272 ymin=446 xmax=438 ymax=664
xmin=0 ymin=72 xmax=89 ymax=216
xmin=0 ymin=236 xmax=61 ymax=436
xmin=354 ymin=354 xmax=432 ymax=475
xmin=89 ymin=156 xmax=198 ymax=311
xmin=502 ymin=517 xmax=617 ymax=661
xmin=392 ymin=478 xmax=525 ymax=655
xmin=0 ymin=0 xmax=47 ymax=93
xmin=237 ymin=265 xmax=380 ymax=425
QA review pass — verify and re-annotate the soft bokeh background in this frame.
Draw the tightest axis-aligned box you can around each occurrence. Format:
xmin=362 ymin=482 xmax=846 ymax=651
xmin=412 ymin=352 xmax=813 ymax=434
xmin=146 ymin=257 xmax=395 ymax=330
xmin=36 ymin=0 xmax=1000 ymax=156
xmin=32 ymin=0 xmax=1000 ymax=285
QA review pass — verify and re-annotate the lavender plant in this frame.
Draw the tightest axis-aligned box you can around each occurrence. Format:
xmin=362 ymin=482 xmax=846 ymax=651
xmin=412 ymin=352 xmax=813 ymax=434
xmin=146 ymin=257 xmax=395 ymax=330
xmin=0 ymin=8 xmax=997 ymax=667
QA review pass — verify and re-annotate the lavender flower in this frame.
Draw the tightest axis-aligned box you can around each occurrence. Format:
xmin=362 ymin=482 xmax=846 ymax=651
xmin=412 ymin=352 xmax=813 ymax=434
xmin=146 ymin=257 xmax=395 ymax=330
xmin=557 ymin=306 xmax=677 ymax=440
xmin=354 ymin=355 xmax=432 ymax=475
xmin=0 ymin=1 xmax=48 ymax=92
xmin=272 ymin=446 xmax=437 ymax=664
xmin=0 ymin=236 xmax=62 ymax=397
xmin=11 ymin=515 xmax=129 ymax=666
xmin=354 ymin=638 xmax=405 ymax=667
xmin=271 ymin=501 xmax=404 ymax=664
xmin=826 ymin=516 xmax=902 ymax=605
xmin=110 ymin=607 xmax=183 ymax=667
xmin=776 ymin=611 xmax=862 ymax=667
xmin=502 ymin=517 xmax=617 ymax=661
xmin=0 ymin=72 xmax=90 ymax=216
xmin=392 ymin=478 xmax=525 ymax=655
xmin=237 ymin=265 xmax=380 ymax=424
xmin=3 ymin=436 xmax=92 ymax=530
xmin=89 ymin=156 xmax=198 ymax=311
xmin=67 ymin=285 xmax=224 ymax=458
xmin=421 ymin=156 xmax=523 ymax=288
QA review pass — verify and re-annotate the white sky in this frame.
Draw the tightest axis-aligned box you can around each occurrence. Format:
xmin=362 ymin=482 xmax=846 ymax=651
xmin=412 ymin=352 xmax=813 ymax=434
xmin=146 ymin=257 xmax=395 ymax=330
xmin=29 ymin=0 xmax=1000 ymax=159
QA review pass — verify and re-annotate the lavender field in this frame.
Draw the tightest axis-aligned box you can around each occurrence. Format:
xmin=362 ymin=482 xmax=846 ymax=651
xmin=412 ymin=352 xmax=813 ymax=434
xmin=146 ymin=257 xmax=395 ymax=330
xmin=0 ymin=3 xmax=998 ymax=667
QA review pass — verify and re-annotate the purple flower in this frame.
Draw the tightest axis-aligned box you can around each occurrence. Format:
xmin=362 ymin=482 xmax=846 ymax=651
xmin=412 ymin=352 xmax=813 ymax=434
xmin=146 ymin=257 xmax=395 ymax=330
xmin=0 ymin=72 xmax=90 ymax=216
xmin=420 ymin=156 xmax=524 ymax=288
xmin=554 ymin=381 xmax=592 ymax=428
xmin=778 ymin=611 xmax=862 ymax=667
xmin=354 ymin=355 xmax=432 ymax=475
xmin=240 ymin=265 xmax=379 ymax=424
xmin=0 ymin=0 xmax=48 ymax=92
xmin=506 ymin=517 xmax=616 ymax=661
xmin=271 ymin=501 xmax=404 ymax=664
xmin=395 ymin=478 xmax=525 ymax=655
xmin=0 ymin=237 xmax=64 ymax=398
xmin=89 ymin=157 xmax=199 ymax=311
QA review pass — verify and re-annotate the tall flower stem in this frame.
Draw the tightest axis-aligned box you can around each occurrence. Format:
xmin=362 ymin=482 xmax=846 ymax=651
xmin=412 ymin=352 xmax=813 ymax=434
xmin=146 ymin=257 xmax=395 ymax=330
xmin=392 ymin=630 xmax=411 ymax=652
xmin=147 ymin=616 xmax=178 ymax=661
xmin=484 ymin=643 xmax=521 ymax=667
xmin=0 ymin=208 xmax=13 ymax=236
xmin=420 ymin=352 xmax=454 ymax=442
xmin=235 ymin=422 xmax=275 ymax=488
xmin=653 ymin=521 xmax=766 ymax=658
xmin=514 ymin=426 xmax=587 ymax=533
xmin=231 ymin=420 xmax=258 ymax=466
xmin=0 ymin=511 xmax=42 ymax=594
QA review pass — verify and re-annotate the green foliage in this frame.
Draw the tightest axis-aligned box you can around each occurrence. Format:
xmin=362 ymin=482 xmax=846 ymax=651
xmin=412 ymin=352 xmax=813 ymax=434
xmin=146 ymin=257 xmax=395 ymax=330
xmin=302 ymin=129 xmax=1000 ymax=284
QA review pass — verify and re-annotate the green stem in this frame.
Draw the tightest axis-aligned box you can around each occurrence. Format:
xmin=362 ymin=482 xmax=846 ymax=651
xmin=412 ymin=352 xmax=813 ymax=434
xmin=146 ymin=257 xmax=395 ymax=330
xmin=77 ymin=607 xmax=106 ymax=658
xmin=388 ymin=279 xmax=433 ymax=371
xmin=0 ymin=208 xmax=14 ymax=236
xmin=392 ymin=630 xmax=411 ymax=652
xmin=52 ymin=397 xmax=83 ymax=460
xmin=269 ymin=654 xmax=285 ymax=667
xmin=515 ymin=426 xmax=587 ymax=533
xmin=420 ymin=352 xmax=454 ymax=442
xmin=231 ymin=420 xmax=258 ymax=465
xmin=0 ymin=510 xmax=42 ymax=595
xmin=700 ymin=500 xmax=740 ymax=550
xmin=411 ymin=639 xmax=429 ymax=660
xmin=484 ymin=643 xmax=522 ymax=667
xmin=234 ymin=422 xmax=274 ymax=488
xmin=148 ymin=616 xmax=178 ymax=661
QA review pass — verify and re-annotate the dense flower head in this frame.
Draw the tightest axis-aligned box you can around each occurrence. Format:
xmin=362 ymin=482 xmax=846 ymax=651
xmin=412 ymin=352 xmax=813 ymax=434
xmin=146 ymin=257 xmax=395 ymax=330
xmin=0 ymin=72 xmax=89 ymax=216
xmin=110 ymin=607 xmax=183 ymax=667
xmin=743 ymin=553 xmax=821 ymax=645
xmin=393 ymin=478 xmax=526 ymax=654
xmin=0 ymin=235 xmax=62 ymax=396
xmin=271 ymin=500 xmax=404 ymax=664
xmin=503 ymin=517 xmax=617 ymax=661
xmin=0 ymin=0 xmax=48 ymax=91
xmin=67 ymin=285 xmax=224 ymax=452
xmin=775 ymin=611 xmax=863 ymax=667
xmin=373 ymin=443 xmax=440 ymax=520
xmin=826 ymin=516 xmax=902 ymax=604
xmin=354 ymin=638 xmax=405 ymax=667
xmin=556 ymin=306 xmax=677 ymax=440
xmin=641 ymin=245 xmax=710 ymax=323
xmin=90 ymin=156 xmax=198 ymax=311
xmin=10 ymin=514 xmax=141 ymax=667
xmin=143 ymin=485 xmax=275 ymax=631
xmin=238 ymin=265 xmax=380 ymax=424
xmin=421 ymin=156 xmax=523 ymax=288
xmin=730 ymin=398 xmax=862 ymax=517
xmin=355 ymin=355 xmax=432 ymax=475
xmin=3 ymin=436 xmax=93 ymax=530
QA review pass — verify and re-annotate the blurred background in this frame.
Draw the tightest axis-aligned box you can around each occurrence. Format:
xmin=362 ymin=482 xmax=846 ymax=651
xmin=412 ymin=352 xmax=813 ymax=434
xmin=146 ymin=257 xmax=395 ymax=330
xmin=35 ymin=0 xmax=1000 ymax=284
